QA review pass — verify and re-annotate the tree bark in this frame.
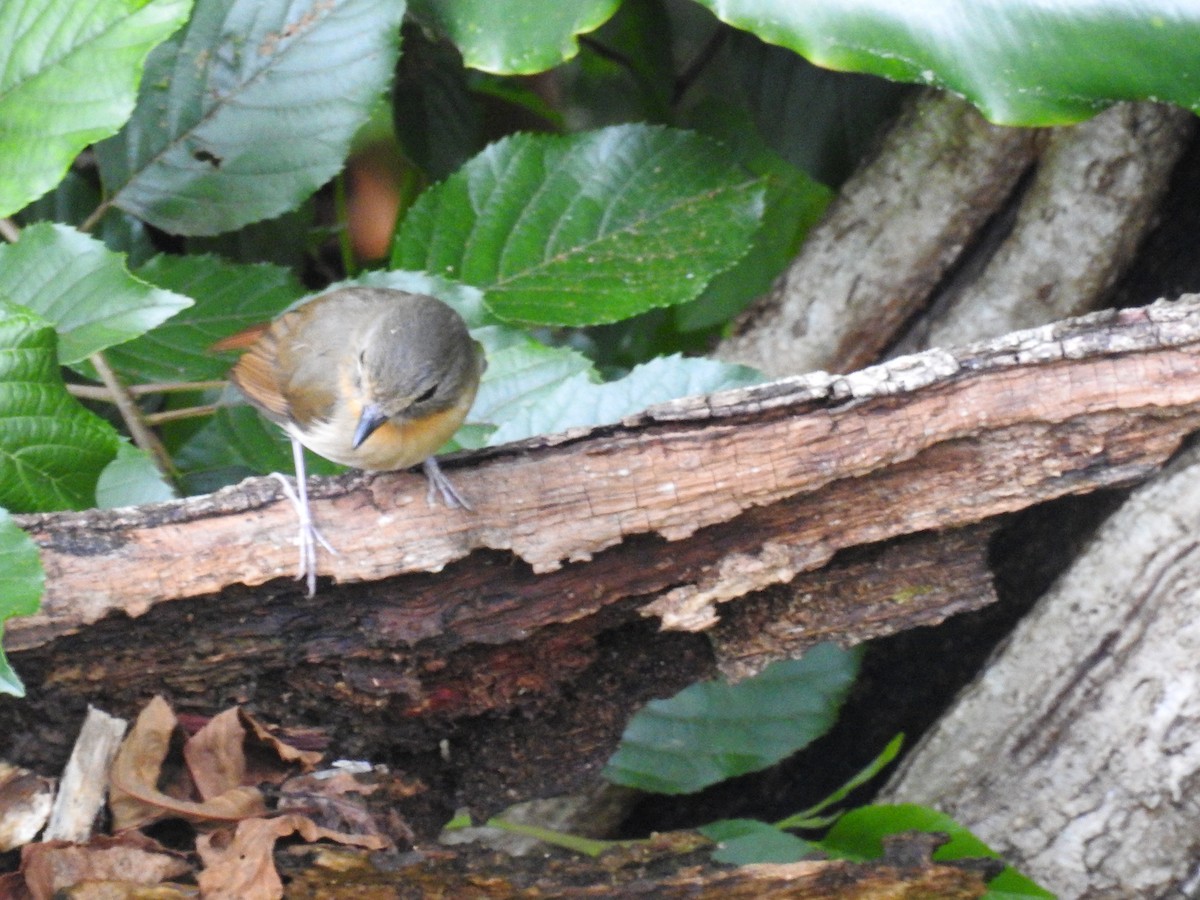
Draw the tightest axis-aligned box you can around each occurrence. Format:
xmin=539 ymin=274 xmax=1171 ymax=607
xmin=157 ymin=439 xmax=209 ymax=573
xmin=9 ymin=298 xmax=1200 ymax=828
xmin=882 ymin=442 xmax=1200 ymax=898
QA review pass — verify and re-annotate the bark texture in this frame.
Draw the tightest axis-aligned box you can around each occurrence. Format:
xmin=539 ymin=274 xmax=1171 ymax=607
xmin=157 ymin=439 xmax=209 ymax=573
xmin=9 ymin=298 xmax=1200 ymax=831
xmin=883 ymin=443 xmax=1200 ymax=898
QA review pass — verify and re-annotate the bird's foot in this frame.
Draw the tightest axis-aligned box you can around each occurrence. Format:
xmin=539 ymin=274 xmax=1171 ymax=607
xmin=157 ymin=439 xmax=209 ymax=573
xmin=270 ymin=472 xmax=337 ymax=597
xmin=422 ymin=456 xmax=472 ymax=510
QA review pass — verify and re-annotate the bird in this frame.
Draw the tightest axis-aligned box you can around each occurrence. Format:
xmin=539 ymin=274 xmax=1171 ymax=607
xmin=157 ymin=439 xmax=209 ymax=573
xmin=215 ymin=287 xmax=485 ymax=595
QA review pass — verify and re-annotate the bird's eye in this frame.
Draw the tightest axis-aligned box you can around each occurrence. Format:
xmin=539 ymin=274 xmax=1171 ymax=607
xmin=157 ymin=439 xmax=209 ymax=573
xmin=415 ymin=384 xmax=437 ymax=403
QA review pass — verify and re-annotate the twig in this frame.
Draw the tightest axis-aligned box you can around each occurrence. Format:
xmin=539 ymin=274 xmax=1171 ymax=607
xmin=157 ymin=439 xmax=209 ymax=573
xmin=67 ymin=380 xmax=228 ymax=402
xmin=145 ymin=404 xmax=221 ymax=426
xmin=88 ymin=351 xmax=178 ymax=480
xmin=673 ymin=27 xmax=728 ymax=107
xmin=78 ymin=200 xmax=112 ymax=234
xmin=0 ymin=218 xmax=20 ymax=243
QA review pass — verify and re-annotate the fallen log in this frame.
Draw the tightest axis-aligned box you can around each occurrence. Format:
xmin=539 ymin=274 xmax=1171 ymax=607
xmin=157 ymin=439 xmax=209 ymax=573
xmin=8 ymin=297 xmax=1200 ymax=821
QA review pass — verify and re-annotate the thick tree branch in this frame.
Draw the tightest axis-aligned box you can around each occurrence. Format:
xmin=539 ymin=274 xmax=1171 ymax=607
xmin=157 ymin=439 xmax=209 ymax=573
xmin=15 ymin=297 xmax=1200 ymax=653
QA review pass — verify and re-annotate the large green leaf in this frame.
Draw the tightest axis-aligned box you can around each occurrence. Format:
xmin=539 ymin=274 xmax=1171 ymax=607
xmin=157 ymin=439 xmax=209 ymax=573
xmin=96 ymin=0 xmax=405 ymax=236
xmin=0 ymin=0 xmax=192 ymax=218
xmin=0 ymin=223 xmax=192 ymax=366
xmin=724 ymin=31 xmax=911 ymax=187
xmin=109 ymin=254 xmax=305 ymax=384
xmin=408 ymin=0 xmax=619 ymax=74
xmin=691 ymin=0 xmax=1200 ymax=125
xmin=0 ymin=508 xmax=44 ymax=697
xmin=0 ymin=303 xmax=120 ymax=512
xmin=699 ymin=819 xmax=815 ymax=865
xmin=488 ymin=353 xmax=762 ymax=446
xmin=603 ymin=643 xmax=862 ymax=795
xmin=393 ymin=125 xmax=765 ymax=326
xmin=821 ymin=804 xmax=1054 ymax=898
xmin=96 ymin=441 xmax=177 ymax=508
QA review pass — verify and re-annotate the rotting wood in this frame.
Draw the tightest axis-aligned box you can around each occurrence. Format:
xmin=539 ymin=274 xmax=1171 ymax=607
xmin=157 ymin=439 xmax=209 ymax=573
xmin=14 ymin=296 xmax=1200 ymax=653
xmin=9 ymin=297 xmax=1200 ymax=827
xmin=279 ymin=833 xmax=989 ymax=899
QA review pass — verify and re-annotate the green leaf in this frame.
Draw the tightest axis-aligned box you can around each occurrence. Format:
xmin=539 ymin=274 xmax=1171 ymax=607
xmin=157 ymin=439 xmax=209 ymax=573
xmin=0 ymin=0 xmax=193 ymax=217
xmin=409 ymin=0 xmax=619 ymax=74
xmin=691 ymin=0 xmax=1200 ymax=126
xmin=700 ymin=819 xmax=815 ymax=865
xmin=0 ymin=303 xmax=120 ymax=512
xmin=96 ymin=441 xmax=177 ymax=508
xmin=725 ymin=31 xmax=911 ymax=187
xmin=464 ymin=329 xmax=594 ymax=445
xmin=95 ymin=0 xmax=405 ymax=236
xmin=0 ymin=223 xmax=192 ymax=366
xmin=108 ymin=254 xmax=305 ymax=384
xmin=603 ymin=643 xmax=862 ymax=795
xmin=0 ymin=508 xmax=44 ymax=697
xmin=821 ymin=804 xmax=1054 ymax=898
xmin=676 ymin=102 xmax=831 ymax=332
xmin=16 ymin=171 xmax=157 ymax=268
xmin=393 ymin=125 xmax=765 ymax=326
xmin=489 ymin=353 xmax=762 ymax=446
xmin=392 ymin=26 xmax=482 ymax=181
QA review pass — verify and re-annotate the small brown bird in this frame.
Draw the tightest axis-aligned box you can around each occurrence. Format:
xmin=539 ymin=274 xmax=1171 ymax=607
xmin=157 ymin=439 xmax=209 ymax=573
xmin=216 ymin=287 xmax=485 ymax=594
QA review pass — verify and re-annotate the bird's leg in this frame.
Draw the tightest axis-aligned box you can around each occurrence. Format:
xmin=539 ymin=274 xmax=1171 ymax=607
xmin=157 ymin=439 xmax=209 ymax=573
xmin=270 ymin=436 xmax=336 ymax=596
xmin=422 ymin=456 xmax=471 ymax=510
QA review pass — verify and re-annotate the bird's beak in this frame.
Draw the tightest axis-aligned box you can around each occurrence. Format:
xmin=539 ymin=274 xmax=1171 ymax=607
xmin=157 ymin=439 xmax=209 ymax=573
xmin=352 ymin=403 xmax=388 ymax=449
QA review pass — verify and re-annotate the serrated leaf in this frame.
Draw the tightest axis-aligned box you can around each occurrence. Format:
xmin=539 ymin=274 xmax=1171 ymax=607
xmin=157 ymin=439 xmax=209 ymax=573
xmin=488 ymin=353 xmax=761 ymax=446
xmin=603 ymin=643 xmax=862 ymax=795
xmin=96 ymin=441 xmax=177 ymax=508
xmin=0 ymin=508 xmax=42 ymax=698
xmin=96 ymin=0 xmax=405 ymax=236
xmin=409 ymin=0 xmax=619 ymax=74
xmin=677 ymin=101 xmax=831 ymax=331
xmin=692 ymin=0 xmax=1200 ymax=126
xmin=0 ymin=223 xmax=192 ymax=365
xmin=0 ymin=303 xmax=120 ymax=512
xmin=466 ymin=329 xmax=594 ymax=436
xmin=107 ymin=254 xmax=305 ymax=384
xmin=700 ymin=819 xmax=815 ymax=865
xmin=393 ymin=124 xmax=765 ymax=326
xmin=0 ymin=0 xmax=193 ymax=217
xmin=820 ymin=804 xmax=1054 ymax=898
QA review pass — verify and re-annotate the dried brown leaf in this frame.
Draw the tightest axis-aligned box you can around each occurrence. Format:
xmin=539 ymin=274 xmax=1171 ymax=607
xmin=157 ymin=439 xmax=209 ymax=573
xmin=19 ymin=835 xmax=190 ymax=900
xmin=278 ymin=772 xmax=387 ymax=842
xmin=196 ymin=814 xmax=387 ymax=900
xmin=239 ymin=712 xmax=322 ymax=785
xmin=0 ymin=763 xmax=54 ymax=851
xmin=182 ymin=710 xmax=245 ymax=801
xmin=109 ymin=699 xmax=265 ymax=831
